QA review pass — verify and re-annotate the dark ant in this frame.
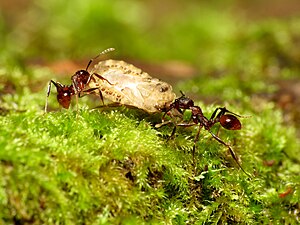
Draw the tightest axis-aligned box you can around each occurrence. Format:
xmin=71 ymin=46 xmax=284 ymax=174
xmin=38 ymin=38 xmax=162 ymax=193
xmin=160 ymin=92 xmax=251 ymax=177
xmin=45 ymin=48 xmax=115 ymax=112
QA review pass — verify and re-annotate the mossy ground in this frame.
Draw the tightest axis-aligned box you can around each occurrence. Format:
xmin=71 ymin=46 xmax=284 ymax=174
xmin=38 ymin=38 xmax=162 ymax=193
xmin=1 ymin=0 xmax=300 ymax=224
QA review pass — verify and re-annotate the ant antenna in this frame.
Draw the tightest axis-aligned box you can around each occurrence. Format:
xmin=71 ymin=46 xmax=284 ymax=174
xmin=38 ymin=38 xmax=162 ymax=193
xmin=179 ymin=90 xmax=185 ymax=96
xmin=85 ymin=48 xmax=115 ymax=70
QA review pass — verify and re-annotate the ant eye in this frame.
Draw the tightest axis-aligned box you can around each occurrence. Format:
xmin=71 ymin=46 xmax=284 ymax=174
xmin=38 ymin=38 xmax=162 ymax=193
xmin=220 ymin=114 xmax=241 ymax=130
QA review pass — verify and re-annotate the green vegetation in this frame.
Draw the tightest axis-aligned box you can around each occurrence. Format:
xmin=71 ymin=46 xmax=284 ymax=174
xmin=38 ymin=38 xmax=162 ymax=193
xmin=1 ymin=0 xmax=300 ymax=224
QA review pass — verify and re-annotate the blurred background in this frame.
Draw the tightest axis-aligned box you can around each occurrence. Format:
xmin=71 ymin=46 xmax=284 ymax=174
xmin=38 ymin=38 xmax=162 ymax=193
xmin=1 ymin=0 xmax=300 ymax=133
xmin=2 ymin=2 xmax=300 ymax=224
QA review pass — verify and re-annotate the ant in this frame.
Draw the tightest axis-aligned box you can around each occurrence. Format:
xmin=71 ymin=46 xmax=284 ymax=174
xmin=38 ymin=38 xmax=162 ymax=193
xmin=45 ymin=48 xmax=115 ymax=112
xmin=160 ymin=92 xmax=251 ymax=177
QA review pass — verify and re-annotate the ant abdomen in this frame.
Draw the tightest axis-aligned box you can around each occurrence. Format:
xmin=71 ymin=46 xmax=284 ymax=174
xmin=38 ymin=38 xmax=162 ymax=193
xmin=219 ymin=114 xmax=242 ymax=130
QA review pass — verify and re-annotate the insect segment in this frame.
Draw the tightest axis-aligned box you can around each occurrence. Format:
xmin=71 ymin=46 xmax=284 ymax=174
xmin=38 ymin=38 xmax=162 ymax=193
xmin=45 ymin=48 xmax=115 ymax=112
xmin=84 ymin=60 xmax=176 ymax=113
xmin=161 ymin=93 xmax=251 ymax=177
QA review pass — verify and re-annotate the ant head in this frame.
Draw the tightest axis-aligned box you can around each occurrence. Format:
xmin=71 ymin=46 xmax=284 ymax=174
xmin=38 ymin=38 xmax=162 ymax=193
xmin=72 ymin=70 xmax=90 ymax=80
xmin=71 ymin=70 xmax=91 ymax=92
xmin=175 ymin=93 xmax=194 ymax=109
xmin=219 ymin=114 xmax=241 ymax=130
xmin=177 ymin=97 xmax=194 ymax=108
xmin=71 ymin=48 xmax=115 ymax=93
xmin=170 ymin=91 xmax=194 ymax=110
xmin=52 ymin=81 xmax=74 ymax=109
xmin=73 ymin=69 xmax=90 ymax=77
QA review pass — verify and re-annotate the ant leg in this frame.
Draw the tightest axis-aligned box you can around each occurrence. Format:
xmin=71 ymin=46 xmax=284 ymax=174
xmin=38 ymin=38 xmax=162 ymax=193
xmin=168 ymin=125 xmax=177 ymax=140
xmin=91 ymin=73 xmax=114 ymax=85
xmin=166 ymin=112 xmax=193 ymax=139
xmin=222 ymin=108 xmax=243 ymax=118
xmin=154 ymin=120 xmax=173 ymax=128
xmin=99 ymin=91 xmax=104 ymax=105
xmin=82 ymin=88 xmax=105 ymax=105
xmin=192 ymin=124 xmax=203 ymax=166
xmin=208 ymin=131 xmax=251 ymax=178
xmin=79 ymin=88 xmax=98 ymax=97
xmin=162 ymin=107 xmax=184 ymax=122
xmin=210 ymin=108 xmax=221 ymax=120
xmin=162 ymin=110 xmax=171 ymax=122
xmin=177 ymin=122 xmax=200 ymax=165
xmin=157 ymin=107 xmax=184 ymax=128
xmin=211 ymin=107 xmax=243 ymax=121
xmin=209 ymin=107 xmax=228 ymax=121
xmin=45 ymin=80 xmax=62 ymax=113
xmin=44 ymin=80 xmax=53 ymax=113
xmin=75 ymin=94 xmax=79 ymax=112
xmin=210 ymin=107 xmax=244 ymax=128
xmin=176 ymin=122 xmax=197 ymax=128
xmin=154 ymin=119 xmax=177 ymax=140
xmin=88 ymin=73 xmax=113 ymax=104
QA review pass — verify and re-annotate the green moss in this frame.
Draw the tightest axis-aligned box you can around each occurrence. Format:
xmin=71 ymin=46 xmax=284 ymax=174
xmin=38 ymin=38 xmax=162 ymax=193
xmin=0 ymin=88 xmax=299 ymax=224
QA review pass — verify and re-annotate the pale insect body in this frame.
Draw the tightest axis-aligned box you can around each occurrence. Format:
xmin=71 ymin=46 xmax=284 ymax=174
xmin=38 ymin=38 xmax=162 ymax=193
xmin=86 ymin=60 xmax=176 ymax=113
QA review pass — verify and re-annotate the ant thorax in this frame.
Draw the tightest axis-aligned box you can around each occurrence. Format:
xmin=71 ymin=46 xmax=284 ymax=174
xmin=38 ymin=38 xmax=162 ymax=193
xmin=85 ymin=60 xmax=176 ymax=113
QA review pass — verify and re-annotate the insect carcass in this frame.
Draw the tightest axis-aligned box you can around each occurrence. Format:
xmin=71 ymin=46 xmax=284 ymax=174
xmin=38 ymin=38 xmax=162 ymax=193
xmin=84 ymin=60 xmax=176 ymax=113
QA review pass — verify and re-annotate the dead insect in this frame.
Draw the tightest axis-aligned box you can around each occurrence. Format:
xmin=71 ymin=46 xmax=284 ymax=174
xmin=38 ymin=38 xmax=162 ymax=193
xmin=45 ymin=48 xmax=115 ymax=112
xmin=158 ymin=93 xmax=251 ymax=177
xmin=84 ymin=60 xmax=176 ymax=113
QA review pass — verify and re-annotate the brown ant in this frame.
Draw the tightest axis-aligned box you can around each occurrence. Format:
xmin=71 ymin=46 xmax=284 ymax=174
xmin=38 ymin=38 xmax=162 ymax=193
xmin=160 ymin=92 xmax=251 ymax=177
xmin=45 ymin=48 xmax=115 ymax=112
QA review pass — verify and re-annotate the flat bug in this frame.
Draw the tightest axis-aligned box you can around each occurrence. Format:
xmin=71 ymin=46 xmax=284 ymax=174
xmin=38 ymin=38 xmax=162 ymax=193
xmin=157 ymin=93 xmax=251 ymax=177
xmin=45 ymin=48 xmax=115 ymax=112
xmin=83 ymin=60 xmax=176 ymax=113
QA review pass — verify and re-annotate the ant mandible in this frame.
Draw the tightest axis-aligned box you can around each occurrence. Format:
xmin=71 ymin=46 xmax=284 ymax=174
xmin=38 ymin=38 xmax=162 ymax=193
xmin=161 ymin=92 xmax=251 ymax=177
xmin=45 ymin=48 xmax=115 ymax=112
